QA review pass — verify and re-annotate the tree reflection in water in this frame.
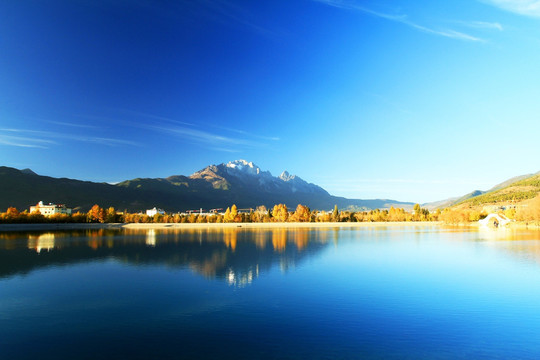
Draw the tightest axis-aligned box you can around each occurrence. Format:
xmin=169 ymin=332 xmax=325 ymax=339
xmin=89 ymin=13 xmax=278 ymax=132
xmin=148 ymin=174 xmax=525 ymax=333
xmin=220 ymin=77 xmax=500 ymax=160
xmin=0 ymin=227 xmax=334 ymax=286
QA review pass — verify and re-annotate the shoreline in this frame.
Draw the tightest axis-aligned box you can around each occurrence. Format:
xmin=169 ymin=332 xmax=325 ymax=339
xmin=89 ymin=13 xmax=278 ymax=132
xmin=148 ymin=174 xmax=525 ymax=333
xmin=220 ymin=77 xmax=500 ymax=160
xmin=0 ymin=221 xmax=443 ymax=232
xmin=1 ymin=221 xmax=537 ymax=232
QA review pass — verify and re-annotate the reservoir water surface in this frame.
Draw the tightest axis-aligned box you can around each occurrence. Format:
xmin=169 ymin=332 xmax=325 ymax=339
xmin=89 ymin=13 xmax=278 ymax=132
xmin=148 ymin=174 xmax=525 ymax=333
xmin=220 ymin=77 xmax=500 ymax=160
xmin=2 ymin=225 xmax=540 ymax=359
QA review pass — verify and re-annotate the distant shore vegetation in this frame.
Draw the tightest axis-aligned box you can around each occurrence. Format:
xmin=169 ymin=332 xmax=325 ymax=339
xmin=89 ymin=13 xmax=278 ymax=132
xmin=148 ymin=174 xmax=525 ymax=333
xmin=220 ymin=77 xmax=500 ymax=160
xmin=2 ymin=197 xmax=540 ymax=226
xmin=1 ymin=203 xmax=434 ymax=224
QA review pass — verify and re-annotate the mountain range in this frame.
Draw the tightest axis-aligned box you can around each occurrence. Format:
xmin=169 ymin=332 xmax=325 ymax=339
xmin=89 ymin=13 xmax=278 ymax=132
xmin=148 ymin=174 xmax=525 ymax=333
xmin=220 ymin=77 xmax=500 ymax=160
xmin=0 ymin=160 xmax=414 ymax=212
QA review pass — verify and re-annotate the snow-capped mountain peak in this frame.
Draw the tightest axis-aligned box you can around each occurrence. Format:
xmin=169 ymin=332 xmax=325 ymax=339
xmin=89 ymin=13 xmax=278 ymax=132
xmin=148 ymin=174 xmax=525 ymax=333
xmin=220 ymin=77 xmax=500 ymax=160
xmin=279 ymin=171 xmax=295 ymax=182
xmin=215 ymin=160 xmax=327 ymax=195
xmin=225 ymin=160 xmax=264 ymax=176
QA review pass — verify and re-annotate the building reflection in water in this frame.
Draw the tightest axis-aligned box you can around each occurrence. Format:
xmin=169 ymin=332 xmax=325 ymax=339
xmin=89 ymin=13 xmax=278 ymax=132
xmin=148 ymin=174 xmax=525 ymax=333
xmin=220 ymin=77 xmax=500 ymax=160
xmin=476 ymin=226 xmax=540 ymax=265
xmin=0 ymin=227 xmax=337 ymax=287
xmin=146 ymin=229 xmax=156 ymax=247
xmin=227 ymin=265 xmax=258 ymax=288
xmin=27 ymin=233 xmax=56 ymax=253
xmin=187 ymin=227 xmax=334 ymax=283
xmin=2 ymin=226 xmax=540 ymax=286
xmin=24 ymin=227 xmax=540 ymax=286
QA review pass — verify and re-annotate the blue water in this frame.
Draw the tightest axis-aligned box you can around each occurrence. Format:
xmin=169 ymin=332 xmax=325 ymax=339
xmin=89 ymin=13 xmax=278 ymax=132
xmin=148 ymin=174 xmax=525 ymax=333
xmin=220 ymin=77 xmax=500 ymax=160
xmin=1 ymin=226 xmax=540 ymax=359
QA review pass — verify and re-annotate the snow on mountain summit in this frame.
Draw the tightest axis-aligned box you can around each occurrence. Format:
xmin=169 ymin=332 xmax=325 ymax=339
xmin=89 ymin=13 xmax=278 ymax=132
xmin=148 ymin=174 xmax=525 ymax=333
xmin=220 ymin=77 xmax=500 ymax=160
xmin=225 ymin=160 xmax=264 ymax=177
xmin=223 ymin=160 xmax=305 ymax=185
xmin=226 ymin=159 xmax=257 ymax=170
xmin=279 ymin=171 xmax=295 ymax=182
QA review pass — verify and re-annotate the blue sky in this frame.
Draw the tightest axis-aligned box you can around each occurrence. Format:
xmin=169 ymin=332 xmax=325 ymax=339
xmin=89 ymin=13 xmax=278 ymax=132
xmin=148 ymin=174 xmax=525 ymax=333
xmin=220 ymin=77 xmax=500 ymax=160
xmin=1 ymin=0 xmax=540 ymax=203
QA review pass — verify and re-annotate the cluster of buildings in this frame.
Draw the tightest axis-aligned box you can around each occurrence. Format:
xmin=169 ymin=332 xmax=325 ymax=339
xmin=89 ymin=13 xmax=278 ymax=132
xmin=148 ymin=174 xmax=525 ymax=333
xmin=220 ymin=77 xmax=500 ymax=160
xmin=146 ymin=207 xmax=165 ymax=217
xmin=28 ymin=202 xmax=240 ymax=218
xmin=30 ymin=201 xmax=72 ymax=216
xmin=145 ymin=207 xmax=229 ymax=217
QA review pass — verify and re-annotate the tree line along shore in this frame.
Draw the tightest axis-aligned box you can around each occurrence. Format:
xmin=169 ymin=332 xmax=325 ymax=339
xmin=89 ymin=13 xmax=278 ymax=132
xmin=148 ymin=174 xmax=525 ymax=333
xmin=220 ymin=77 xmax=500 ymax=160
xmin=1 ymin=199 xmax=540 ymax=226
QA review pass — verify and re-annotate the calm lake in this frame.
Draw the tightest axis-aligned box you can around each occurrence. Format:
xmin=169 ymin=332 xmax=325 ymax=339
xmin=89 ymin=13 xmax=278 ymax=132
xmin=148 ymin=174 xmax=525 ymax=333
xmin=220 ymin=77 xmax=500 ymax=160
xmin=2 ymin=225 xmax=540 ymax=359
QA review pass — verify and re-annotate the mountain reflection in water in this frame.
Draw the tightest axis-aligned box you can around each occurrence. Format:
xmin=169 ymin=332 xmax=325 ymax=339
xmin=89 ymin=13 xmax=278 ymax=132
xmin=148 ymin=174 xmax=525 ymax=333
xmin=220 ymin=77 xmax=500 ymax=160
xmin=0 ymin=228 xmax=336 ymax=286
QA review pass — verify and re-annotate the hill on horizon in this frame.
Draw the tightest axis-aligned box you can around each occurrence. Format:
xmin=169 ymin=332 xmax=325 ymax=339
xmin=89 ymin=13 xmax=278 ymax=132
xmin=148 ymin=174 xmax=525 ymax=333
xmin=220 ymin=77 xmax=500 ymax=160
xmin=0 ymin=160 xmax=414 ymax=213
xmin=423 ymin=171 xmax=540 ymax=210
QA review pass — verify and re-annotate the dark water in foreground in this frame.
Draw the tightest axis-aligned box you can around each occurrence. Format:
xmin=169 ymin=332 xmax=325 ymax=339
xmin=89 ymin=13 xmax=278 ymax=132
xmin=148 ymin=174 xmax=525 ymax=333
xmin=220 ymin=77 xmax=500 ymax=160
xmin=2 ymin=225 xmax=540 ymax=359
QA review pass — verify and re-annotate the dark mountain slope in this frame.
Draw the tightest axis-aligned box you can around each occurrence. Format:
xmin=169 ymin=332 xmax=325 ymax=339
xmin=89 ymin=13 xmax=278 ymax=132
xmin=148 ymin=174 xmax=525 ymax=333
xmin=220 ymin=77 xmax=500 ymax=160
xmin=1 ymin=160 xmax=414 ymax=212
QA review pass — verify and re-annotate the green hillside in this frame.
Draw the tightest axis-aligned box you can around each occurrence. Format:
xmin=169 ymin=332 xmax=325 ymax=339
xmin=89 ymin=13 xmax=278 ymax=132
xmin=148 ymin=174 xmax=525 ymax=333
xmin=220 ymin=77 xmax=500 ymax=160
xmin=457 ymin=173 xmax=540 ymax=207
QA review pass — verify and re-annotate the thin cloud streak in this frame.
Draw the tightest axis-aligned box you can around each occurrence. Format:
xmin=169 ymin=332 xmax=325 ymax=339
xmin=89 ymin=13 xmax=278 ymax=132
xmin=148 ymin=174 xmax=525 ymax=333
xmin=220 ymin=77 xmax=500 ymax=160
xmin=41 ymin=119 xmax=100 ymax=129
xmin=210 ymin=124 xmax=280 ymax=141
xmin=119 ymin=109 xmax=194 ymax=126
xmin=146 ymin=124 xmax=262 ymax=148
xmin=125 ymin=110 xmax=280 ymax=150
xmin=0 ymin=128 xmax=140 ymax=147
xmin=76 ymin=137 xmax=140 ymax=147
xmin=0 ymin=135 xmax=54 ymax=149
xmin=0 ymin=129 xmax=58 ymax=149
xmin=197 ymin=0 xmax=278 ymax=37
xmin=71 ymin=109 xmax=279 ymax=153
xmin=314 ymin=0 xmax=484 ymax=42
xmin=457 ymin=20 xmax=504 ymax=31
xmin=406 ymin=23 xmax=484 ymax=42
xmin=481 ymin=0 xmax=540 ymax=17
xmin=210 ymin=147 xmax=242 ymax=153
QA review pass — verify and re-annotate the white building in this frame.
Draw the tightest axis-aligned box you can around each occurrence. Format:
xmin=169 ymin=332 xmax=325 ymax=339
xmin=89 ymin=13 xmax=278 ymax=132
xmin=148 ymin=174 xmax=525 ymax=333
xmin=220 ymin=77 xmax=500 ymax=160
xmin=146 ymin=207 xmax=165 ymax=217
xmin=30 ymin=201 xmax=72 ymax=216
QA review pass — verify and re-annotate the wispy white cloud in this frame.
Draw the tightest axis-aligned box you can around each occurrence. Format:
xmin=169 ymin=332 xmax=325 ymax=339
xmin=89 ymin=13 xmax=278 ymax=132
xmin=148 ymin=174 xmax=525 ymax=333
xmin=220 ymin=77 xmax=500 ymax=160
xmin=146 ymin=124 xmax=262 ymax=148
xmin=209 ymin=147 xmax=242 ymax=153
xmin=70 ymin=110 xmax=279 ymax=153
xmin=118 ymin=109 xmax=194 ymax=126
xmin=457 ymin=20 xmax=504 ymax=31
xmin=0 ymin=128 xmax=140 ymax=148
xmin=199 ymin=0 xmax=276 ymax=37
xmin=85 ymin=0 xmax=278 ymax=37
xmin=480 ymin=0 xmax=540 ymax=17
xmin=73 ymin=136 xmax=140 ymax=147
xmin=312 ymin=0 xmax=406 ymax=21
xmin=211 ymin=124 xmax=280 ymax=141
xmin=132 ymin=0 xmax=279 ymax=38
xmin=406 ymin=23 xmax=484 ymax=42
xmin=0 ymin=129 xmax=58 ymax=149
xmin=313 ymin=0 xmax=484 ymax=42
xmin=127 ymin=110 xmax=279 ymax=151
xmin=42 ymin=120 xmax=100 ymax=129
xmin=0 ymin=135 xmax=55 ymax=149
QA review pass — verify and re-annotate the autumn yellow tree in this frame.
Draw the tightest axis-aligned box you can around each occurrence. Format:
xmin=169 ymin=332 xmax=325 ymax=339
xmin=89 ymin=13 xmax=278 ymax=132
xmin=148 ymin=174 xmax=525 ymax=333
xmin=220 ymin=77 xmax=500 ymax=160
xmin=105 ymin=207 xmax=117 ymax=223
xmin=223 ymin=207 xmax=234 ymax=222
xmin=0 ymin=207 xmax=21 ymax=223
xmin=6 ymin=207 xmax=19 ymax=218
xmin=231 ymin=204 xmax=241 ymax=222
xmin=252 ymin=205 xmax=268 ymax=222
xmin=316 ymin=211 xmax=331 ymax=222
xmin=272 ymin=204 xmax=289 ymax=222
xmin=440 ymin=208 xmax=469 ymax=224
xmin=388 ymin=207 xmax=408 ymax=222
xmin=516 ymin=195 xmax=540 ymax=224
xmin=332 ymin=205 xmax=339 ymax=222
xmin=71 ymin=212 xmax=86 ymax=223
xmin=290 ymin=204 xmax=310 ymax=222
xmin=88 ymin=204 xmax=105 ymax=223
